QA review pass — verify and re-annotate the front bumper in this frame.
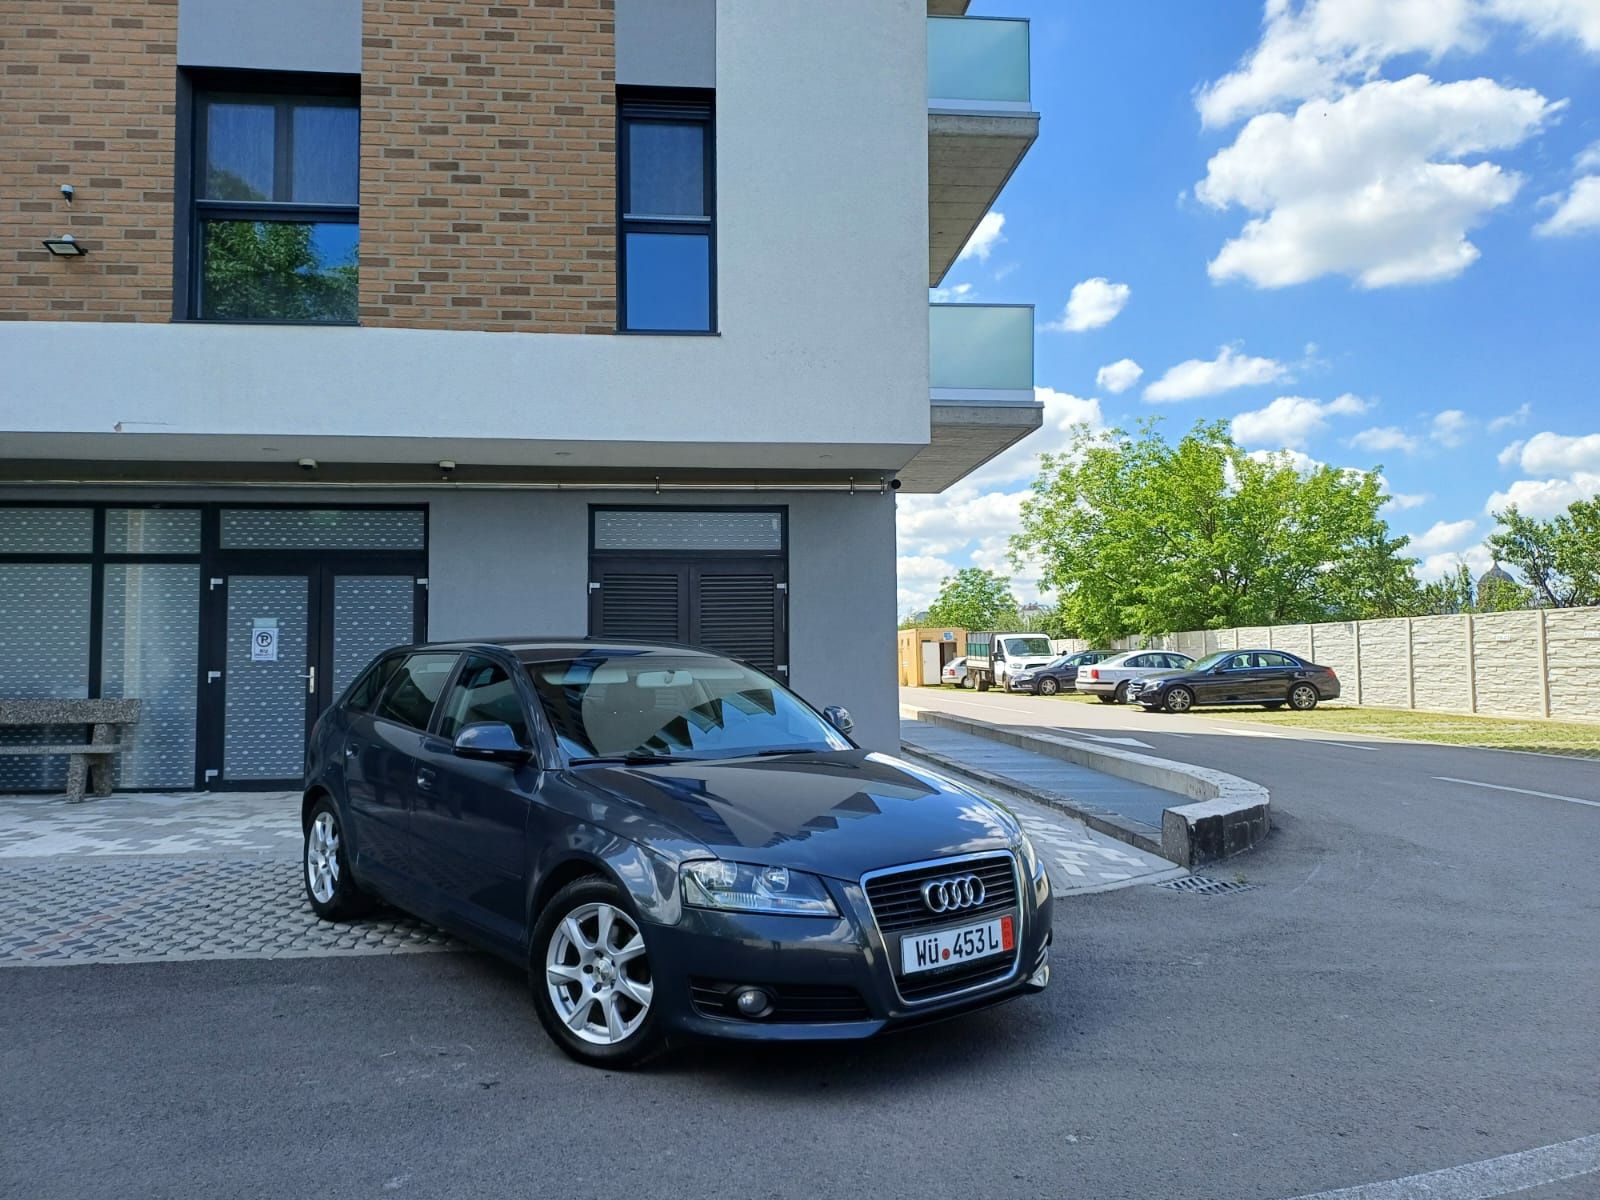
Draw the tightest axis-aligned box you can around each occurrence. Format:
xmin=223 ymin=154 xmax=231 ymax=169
xmin=641 ymin=869 xmax=1054 ymax=1043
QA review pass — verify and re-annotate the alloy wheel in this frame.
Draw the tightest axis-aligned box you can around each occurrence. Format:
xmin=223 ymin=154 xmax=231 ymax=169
xmin=1165 ymin=686 xmax=1194 ymax=714
xmin=545 ymin=902 xmax=654 ymax=1046
xmin=306 ymin=811 xmax=340 ymax=904
xmin=1290 ymin=684 xmax=1319 ymax=711
xmin=1039 ymin=678 xmax=1059 ymax=696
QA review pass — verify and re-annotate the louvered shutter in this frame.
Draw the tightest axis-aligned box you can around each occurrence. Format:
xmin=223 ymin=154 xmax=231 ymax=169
xmin=596 ymin=572 xmax=683 ymax=642
xmin=694 ymin=572 xmax=780 ymax=673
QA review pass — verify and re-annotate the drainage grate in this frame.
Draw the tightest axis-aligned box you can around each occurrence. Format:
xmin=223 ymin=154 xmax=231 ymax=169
xmin=1157 ymin=875 xmax=1260 ymax=896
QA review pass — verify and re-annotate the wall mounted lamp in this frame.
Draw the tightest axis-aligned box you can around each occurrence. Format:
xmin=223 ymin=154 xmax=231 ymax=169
xmin=43 ymin=235 xmax=87 ymax=257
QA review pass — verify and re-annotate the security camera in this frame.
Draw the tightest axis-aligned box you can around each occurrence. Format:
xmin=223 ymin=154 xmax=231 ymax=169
xmin=60 ymin=183 xmax=74 ymax=202
xmin=438 ymin=460 xmax=456 ymax=471
xmin=297 ymin=457 xmax=318 ymax=471
xmin=889 ymin=477 xmax=903 ymax=491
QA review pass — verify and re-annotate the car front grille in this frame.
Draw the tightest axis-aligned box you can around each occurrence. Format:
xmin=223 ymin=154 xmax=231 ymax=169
xmin=896 ymin=956 xmax=1017 ymax=1003
xmin=689 ymin=979 xmax=871 ymax=1023
xmin=862 ymin=853 xmax=1018 ymax=935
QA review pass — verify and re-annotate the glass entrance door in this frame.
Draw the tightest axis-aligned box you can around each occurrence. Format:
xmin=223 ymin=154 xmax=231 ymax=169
xmin=213 ymin=568 xmax=422 ymax=787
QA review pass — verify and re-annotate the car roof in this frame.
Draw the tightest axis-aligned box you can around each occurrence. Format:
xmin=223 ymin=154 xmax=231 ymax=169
xmin=397 ymin=637 xmax=725 ymax=665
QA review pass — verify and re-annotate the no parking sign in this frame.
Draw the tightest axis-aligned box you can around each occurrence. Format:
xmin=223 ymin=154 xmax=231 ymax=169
xmin=251 ymin=619 xmax=279 ymax=663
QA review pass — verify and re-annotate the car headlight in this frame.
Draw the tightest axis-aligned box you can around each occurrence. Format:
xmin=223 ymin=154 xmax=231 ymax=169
xmin=681 ymin=860 xmax=839 ymax=916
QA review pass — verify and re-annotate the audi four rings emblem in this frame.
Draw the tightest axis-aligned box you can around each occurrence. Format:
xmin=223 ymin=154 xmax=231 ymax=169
xmin=921 ymin=874 xmax=986 ymax=913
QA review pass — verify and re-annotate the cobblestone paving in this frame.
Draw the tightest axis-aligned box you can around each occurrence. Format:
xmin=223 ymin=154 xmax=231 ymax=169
xmin=0 ymin=792 xmax=302 ymax=859
xmin=1009 ymin=800 xmax=1178 ymax=888
xmin=0 ymin=857 xmax=456 ymax=967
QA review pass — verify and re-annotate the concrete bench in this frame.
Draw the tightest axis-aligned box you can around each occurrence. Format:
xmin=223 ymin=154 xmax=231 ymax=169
xmin=0 ymin=700 xmax=141 ymax=802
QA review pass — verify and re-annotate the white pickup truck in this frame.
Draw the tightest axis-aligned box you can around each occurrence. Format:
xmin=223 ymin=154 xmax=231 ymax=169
xmin=963 ymin=632 xmax=1058 ymax=692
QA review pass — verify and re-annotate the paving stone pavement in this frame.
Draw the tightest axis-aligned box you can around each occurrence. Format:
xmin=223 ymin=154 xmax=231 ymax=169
xmin=0 ymin=791 xmax=303 ymax=859
xmin=0 ymin=857 xmax=456 ymax=967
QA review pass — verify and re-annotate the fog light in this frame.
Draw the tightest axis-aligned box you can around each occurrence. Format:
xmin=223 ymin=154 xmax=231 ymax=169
xmin=734 ymin=987 xmax=772 ymax=1018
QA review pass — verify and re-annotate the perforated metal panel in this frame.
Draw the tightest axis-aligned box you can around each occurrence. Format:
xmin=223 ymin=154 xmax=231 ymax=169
xmin=223 ymin=576 xmax=309 ymax=781
xmin=220 ymin=508 xmax=424 ymax=550
xmin=105 ymin=509 xmax=202 ymax=554
xmin=593 ymin=509 xmax=782 ymax=552
xmin=332 ymin=576 xmax=416 ymax=699
xmin=696 ymin=573 xmax=779 ymax=672
xmin=599 ymin=573 xmax=682 ymax=642
xmin=0 ymin=508 xmax=93 ymax=554
xmin=101 ymin=564 xmax=201 ymax=788
xmin=0 ymin=564 xmax=92 ymax=790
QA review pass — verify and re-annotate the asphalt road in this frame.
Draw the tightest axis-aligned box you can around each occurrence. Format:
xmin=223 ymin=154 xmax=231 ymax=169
xmin=3 ymin=695 xmax=1598 ymax=1200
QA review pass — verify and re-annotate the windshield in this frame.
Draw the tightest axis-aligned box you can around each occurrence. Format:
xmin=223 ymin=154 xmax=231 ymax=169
xmin=1002 ymin=636 xmax=1054 ymax=658
xmin=1189 ymin=652 xmax=1229 ymax=671
xmin=527 ymin=653 xmax=851 ymax=762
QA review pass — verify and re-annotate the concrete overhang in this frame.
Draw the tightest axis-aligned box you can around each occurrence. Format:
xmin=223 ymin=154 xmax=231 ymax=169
xmin=929 ymin=109 xmax=1039 ymax=285
xmin=895 ymin=398 xmax=1042 ymax=493
xmin=927 ymin=0 xmax=972 ymax=13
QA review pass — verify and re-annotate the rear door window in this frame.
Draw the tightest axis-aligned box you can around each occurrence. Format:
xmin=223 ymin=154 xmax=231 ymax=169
xmin=345 ymin=654 xmax=404 ymax=713
xmin=374 ymin=652 xmax=459 ymax=731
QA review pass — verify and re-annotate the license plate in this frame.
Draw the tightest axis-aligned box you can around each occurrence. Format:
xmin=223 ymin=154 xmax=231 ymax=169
xmin=900 ymin=914 xmax=1014 ymax=975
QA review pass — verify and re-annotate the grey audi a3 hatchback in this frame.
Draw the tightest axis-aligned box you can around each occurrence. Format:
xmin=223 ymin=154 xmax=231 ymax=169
xmin=302 ymin=638 xmax=1054 ymax=1066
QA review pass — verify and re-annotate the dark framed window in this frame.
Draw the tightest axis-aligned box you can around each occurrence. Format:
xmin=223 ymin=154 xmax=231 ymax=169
xmin=374 ymin=653 xmax=459 ymax=732
xmin=189 ymin=79 xmax=359 ymax=324
xmin=619 ymin=92 xmax=715 ymax=333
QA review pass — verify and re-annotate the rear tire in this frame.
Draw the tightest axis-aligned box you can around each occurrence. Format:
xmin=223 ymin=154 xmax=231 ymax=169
xmin=977 ymin=678 xmax=991 ymax=692
xmin=1289 ymin=683 xmax=1320 ymax=711
xmin=1038 ymin=677 xmax=1059 ymax=696
xmin=303 ymin=799 xmax=375 ymax=921
xmin=1113 ymin=681 xmax=1130 ymax=704
xmin=1164 ymin=686 xmax=1195 ymax=714
xmin=959 ymin=675 xmax=975 ymax=690
xmin=1096 ymin=694 xmax=1116 ymax=704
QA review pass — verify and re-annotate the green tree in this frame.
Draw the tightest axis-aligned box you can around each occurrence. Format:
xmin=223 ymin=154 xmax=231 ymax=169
xmin=1486 ymin=504 xmax=1598 ymax=608
xmin=924 ymin=568 xmax=1019 ymax=632
xmin=1415 ymin=564 xmax=1475 ymax=615
xmin=1011 ymin=420 xmax=1420 ymax=644
xmin=202 ymin=220 xmax=358 ymax=323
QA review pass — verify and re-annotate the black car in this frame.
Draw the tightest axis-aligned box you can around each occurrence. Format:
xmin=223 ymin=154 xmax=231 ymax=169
xmin=1128 ymin=649 xmax=1341 ymax=714
xmin=302 ymin=638 xmax=1052 ymax=1067
xmin=1007 ymin=650 xmax=1113 ymax=696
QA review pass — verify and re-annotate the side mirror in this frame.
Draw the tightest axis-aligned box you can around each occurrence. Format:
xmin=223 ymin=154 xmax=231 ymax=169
xmin=452 ymin=721 xmax=531 ymax=763
xmin=822 ymin=705 xmax=855 ymax=737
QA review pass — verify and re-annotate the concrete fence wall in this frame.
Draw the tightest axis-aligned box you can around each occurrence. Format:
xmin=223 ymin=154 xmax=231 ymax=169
xmin=1056 ymin=606 xmax=1600 ymax=722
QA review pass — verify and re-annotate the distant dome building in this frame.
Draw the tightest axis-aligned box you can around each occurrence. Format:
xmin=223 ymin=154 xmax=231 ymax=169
xmin=1477 ymin=563 xmax=1516 ymax=592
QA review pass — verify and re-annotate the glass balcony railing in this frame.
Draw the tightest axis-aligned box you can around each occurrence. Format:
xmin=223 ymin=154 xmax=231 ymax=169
xmin=928 ymin=16 xmax=1032 ymax=112
xmin=930 ymin=304 xmax=1034 ymax=398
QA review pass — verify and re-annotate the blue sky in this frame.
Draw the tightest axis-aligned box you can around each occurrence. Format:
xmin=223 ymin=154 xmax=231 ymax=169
xmin=899 ymin=0 xmax=1600 ymax=615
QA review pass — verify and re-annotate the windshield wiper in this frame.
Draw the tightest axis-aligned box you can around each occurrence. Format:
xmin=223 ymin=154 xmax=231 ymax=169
xmin=568 ymin=752 xmax=697 ymax=766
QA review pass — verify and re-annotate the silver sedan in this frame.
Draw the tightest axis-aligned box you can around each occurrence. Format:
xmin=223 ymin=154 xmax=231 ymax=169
xmin=1076 ymin=650 xmax=1194 ymax=704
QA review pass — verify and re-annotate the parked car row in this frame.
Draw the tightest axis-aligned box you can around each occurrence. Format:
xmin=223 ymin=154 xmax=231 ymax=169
xmin=940 ymin=646 xmax=1341 ymax=713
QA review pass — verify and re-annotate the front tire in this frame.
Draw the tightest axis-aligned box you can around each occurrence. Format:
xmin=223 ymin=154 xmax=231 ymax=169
xmin=1289 ymin=683 xmax=1320 ymax=711
xmin=530 ymin=877 xmax=663 ymax=1069
xmin=304 ymin=799 xmax=374 ymax=921
xmin=1038 ymin=677 xmax=1060 ymax=696
xmin=1164 ymin=686 xmax=1195 ymax=714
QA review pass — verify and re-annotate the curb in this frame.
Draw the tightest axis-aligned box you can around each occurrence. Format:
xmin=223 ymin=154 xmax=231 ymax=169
xmin=900 ymin=706 xmax=1271 ymax=868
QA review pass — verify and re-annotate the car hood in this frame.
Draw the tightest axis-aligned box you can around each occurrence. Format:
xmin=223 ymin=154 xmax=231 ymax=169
xmin=569 ymin=750 xmax=1020 ymax=882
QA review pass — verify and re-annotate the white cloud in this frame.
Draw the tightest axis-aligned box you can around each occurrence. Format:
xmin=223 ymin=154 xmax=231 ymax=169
xmin=1410 ymin=517 xmax=1479 ymax=554
xmin=1045 ymin=278 xmax=1131 ymax=333
xmin=1430 ymin=409 xmax=1474 ymax=446
xmin=1196 ymin=76 xmax=1561 ymax=289
xmin=1507 ymin=430 xmax=1600 ymax=474
xmin=1248 ymin=447 xmax=1326 ymax=474
xmin=1232 ymin=393 xmax=1369 ymax=448
xmin=1485 ymin=473 xmax=1600 ymax=517
xmin=1095 ymin=358 xmax=1144 ymax=394
xmin=1498 ymin=439 xmax=1527 ymax=466
xmin=1197 ymin=0 xmax=1599 ymax=129
xmin=1578 ymin=141 xmax=1600 ymax=172
xmin=1348 ymin=425 xmax=1421 ymax=454
xmin=1143 ymin=344 xmax=1290 ymax=402
xmin=929 ymin=282 xmax=973 ymax=303
xmin=1419 ymin=542 xmax=1494 ymax=582
xmin=1385 ymin=490 xmax=1432 ymax=510
xmin=895 ymin=553 xmax=961 ymax=616
xmin=957 ymin=211 xmax=1006 ymax=264
xmin=1487 ymin=402 xmax=1531 ymax=432
xmin=1535 ymin=175 xmax=1600 ymax=236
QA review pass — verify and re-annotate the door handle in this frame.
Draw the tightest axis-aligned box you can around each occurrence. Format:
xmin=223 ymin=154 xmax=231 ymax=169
xmin=301 ymin=666 xmax=316 ymax=695
xmin=415 ymin=766 xmax=437 ymax=792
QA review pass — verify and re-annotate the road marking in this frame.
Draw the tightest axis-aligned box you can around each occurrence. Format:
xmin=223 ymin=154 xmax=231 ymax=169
xmin=1061 ymin=730 xmax=1152 ymax=749
xmin=1219 ymin=726 xmax=1286 ymax=738
xmin=1282 ymin=1131 xmax=1600 ymax=1200
xmin=1434 ymin=777 xmax=1600 ymax=809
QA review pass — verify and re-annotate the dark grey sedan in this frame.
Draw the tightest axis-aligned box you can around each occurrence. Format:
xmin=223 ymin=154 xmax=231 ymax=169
xmin=1129 ymin=649 xmax=1342 ymax=713
xmin=302 ymin=638 xmax=1053 ymax=1067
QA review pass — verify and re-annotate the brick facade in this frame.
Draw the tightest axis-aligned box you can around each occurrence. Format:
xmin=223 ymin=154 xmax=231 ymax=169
xmin=0 ymin=0 xmax=178 ymax=323
xmin=359 ymin=0 xmax=617 ymax=334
